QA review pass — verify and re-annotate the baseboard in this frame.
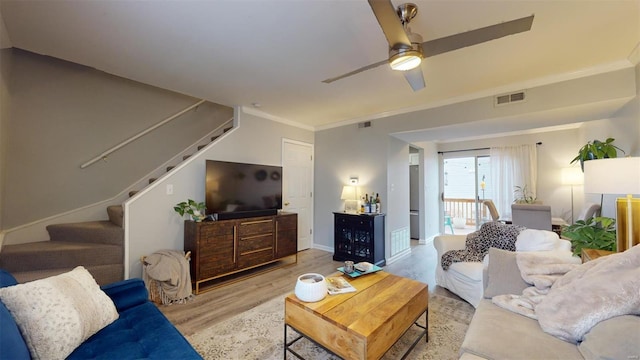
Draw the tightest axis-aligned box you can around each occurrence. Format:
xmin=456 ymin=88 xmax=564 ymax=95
xmin=312 ymin=243 xmax=333 ymax=253
xmin=386 ymin=248 xmax=411 ymax=265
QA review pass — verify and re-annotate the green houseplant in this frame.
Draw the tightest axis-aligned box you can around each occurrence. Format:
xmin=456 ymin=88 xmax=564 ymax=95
xmin=561 ymin=216 xmax=616 ymax=256
xmin=513 ymin=185 xmax=537 ymax=204
xmin=174 ymin=199 xmax=206 ymax=222
xmin=570 ymin=138 xmax=625 ymax=171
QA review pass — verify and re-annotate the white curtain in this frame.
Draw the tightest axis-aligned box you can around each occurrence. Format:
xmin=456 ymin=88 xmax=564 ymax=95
xmin=489 ymin=144 xmax=537 ymax=219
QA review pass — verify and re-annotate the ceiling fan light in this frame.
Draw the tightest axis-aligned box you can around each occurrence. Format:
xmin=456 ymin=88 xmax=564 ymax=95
xmin=389 ymin=52 xmax=422 ymax=71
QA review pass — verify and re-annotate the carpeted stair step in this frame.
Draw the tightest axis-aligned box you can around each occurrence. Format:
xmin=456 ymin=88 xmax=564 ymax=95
xmin=8 ymin=264 xmax=124 ymax=286
xmin=0 ymin=241 xmax=122 ymax=278
xmin=107 ymin=205 xmax=124 ymax=227
xmin=47 ymin=221 xmax=123 ymax=245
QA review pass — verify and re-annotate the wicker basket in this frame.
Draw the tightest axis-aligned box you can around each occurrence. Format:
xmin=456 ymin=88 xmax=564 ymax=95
xmin=147 ymin=279 xmax=163 ymax=304
xmin=141 ymin=251 xmax=191 ymax=305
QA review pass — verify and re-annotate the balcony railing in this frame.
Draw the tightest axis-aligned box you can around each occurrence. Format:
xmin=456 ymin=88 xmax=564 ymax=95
xmin=444 ymin=198 xmax=491 ymax=226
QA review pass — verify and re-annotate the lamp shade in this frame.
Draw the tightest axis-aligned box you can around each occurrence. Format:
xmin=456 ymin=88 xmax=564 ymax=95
xmin=583 ymin=158 xmax=640 ymax=195
xmin=561 ymin=167 xmax=583 ymax=186
xmin=340 ymin=186 xmax=356 ymax=200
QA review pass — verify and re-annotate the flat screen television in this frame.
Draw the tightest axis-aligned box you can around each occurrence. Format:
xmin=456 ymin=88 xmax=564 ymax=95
xmin=205 ymin=160 xmax=282 ymax=220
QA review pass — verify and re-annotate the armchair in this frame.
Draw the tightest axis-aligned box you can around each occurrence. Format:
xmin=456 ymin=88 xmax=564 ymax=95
xmin=482 ymin=200 xmax=501 ymax=222
xmin=434 ymin=224 xmax=575 ymax=307
xmin=511 ymin=204 xmax=552 ymax=230
xmin=576 ymin=202 xmax=601 ymax=222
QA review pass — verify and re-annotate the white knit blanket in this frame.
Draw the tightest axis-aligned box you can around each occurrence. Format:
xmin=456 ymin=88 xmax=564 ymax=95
xmin=142 ymin=249 xmax=193 ymax=305
xmin=492 ymin=251 xmax=580 ymax=319
xmin=493 ymin=245 xmax=640 ymax=343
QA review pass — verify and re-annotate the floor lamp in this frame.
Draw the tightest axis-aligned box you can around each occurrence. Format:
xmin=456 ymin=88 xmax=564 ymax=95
xmin=561 ymin=167 xmax=584 ymax=223
xmin=584 ymin=157 xmax=640 ymax=252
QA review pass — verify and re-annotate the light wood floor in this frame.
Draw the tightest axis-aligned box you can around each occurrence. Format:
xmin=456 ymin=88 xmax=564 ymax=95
xmin=159 ymin=240 xmax=460 ymax=336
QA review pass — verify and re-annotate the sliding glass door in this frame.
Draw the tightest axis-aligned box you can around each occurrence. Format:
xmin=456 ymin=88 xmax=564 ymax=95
xmin=441 ymin=152 xmax=491 ymax=233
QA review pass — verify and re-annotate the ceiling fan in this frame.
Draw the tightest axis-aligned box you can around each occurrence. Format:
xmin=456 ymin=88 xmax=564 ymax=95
xmin=322 ymin=0 xmax=534 ymax=91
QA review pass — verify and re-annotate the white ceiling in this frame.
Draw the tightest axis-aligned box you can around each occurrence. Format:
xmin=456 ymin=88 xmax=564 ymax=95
xmin=1 ymin=1 xmax=638 ymax=134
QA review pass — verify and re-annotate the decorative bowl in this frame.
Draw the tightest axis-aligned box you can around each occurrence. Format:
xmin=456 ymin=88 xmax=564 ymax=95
xmin=294 ymin=273 xmax=327 ymax=302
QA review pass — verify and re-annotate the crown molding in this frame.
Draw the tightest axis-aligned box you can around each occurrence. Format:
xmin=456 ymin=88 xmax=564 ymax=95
xmin=241 ymin=106 xmax=315 ymax=132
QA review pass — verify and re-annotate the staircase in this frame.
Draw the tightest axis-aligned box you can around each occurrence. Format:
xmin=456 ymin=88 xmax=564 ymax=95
xmin=0 ymin=121 xmax=234 ymax=285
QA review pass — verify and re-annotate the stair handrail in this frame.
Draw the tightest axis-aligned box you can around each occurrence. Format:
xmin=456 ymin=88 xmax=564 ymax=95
xmin=80 ymin=99 xmax=207 ymax=169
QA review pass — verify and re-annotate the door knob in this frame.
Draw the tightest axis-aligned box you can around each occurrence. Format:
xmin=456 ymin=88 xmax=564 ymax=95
xmin=284 ymin=202 xmax=290 ymax=206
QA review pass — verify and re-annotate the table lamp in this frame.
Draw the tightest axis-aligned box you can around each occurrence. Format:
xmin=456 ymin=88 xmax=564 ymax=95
xmin=583 ymin=157 xmax=640 ymax=252
xmin=561 ymin=167 xmax=584 ymax=223
xmin=341 ymin=185 xmax=358 ymax=213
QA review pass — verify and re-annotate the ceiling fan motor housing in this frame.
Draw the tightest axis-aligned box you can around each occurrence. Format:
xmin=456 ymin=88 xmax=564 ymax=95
xmin=389 ymin=31 xmax=423 ymax=71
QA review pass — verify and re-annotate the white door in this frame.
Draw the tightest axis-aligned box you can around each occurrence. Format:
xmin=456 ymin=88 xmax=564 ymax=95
xmin=282 ymin=139 xmax=313 ymax=250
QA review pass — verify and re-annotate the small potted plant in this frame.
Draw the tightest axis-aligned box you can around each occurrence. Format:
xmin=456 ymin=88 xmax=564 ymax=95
xmin=513 ymin=185 xmax=537 ymax=204
xmin=570 ymin=138 xmax=625 ymax=171
xmin=561 ymin=216 xmax=616 ymax=256
xmin=174 ymin=199 xmax=206 ymax=222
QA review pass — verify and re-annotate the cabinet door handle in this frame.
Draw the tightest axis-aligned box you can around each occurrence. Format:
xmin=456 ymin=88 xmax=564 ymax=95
xmin=233 ymin=225 xmax=237 ymax=263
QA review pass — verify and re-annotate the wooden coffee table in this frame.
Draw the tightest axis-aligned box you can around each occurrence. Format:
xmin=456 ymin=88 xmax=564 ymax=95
xmin=284 ymin=271 xmax=428 ymax=360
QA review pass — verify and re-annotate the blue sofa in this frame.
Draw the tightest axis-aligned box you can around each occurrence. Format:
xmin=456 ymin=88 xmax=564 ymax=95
xmin=0 ymin=269 xmax=202 ymax=359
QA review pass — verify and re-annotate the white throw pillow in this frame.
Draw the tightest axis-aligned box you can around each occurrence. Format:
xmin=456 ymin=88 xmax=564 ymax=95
xmin=0 ymin=266 xmax=119 ymax=360
xmin=515 ymin=229 xmax=559 ymax=252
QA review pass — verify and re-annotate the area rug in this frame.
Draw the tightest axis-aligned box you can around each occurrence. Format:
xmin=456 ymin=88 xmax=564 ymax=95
xmin=187 ymin=293 xmax=474 ymax=360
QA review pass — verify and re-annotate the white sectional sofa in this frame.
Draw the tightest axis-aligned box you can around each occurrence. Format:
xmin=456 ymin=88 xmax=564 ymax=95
xmin=458 ymin=247 xmax=640 ymax=359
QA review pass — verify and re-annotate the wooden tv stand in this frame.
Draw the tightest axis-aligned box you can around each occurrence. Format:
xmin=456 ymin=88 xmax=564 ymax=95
xmin=184 ymin=212 xmax=298 ymax=294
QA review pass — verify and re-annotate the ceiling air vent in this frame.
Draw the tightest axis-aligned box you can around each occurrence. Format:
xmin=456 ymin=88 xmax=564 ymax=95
xmin=494 ymin=91 xmax=526 ymax=107
xmin=358 ymin=121 xmax=372 ymax=128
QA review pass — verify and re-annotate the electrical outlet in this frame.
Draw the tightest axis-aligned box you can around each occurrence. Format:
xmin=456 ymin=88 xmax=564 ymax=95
xmin=166 ymin=184 xmax=173 ymax=195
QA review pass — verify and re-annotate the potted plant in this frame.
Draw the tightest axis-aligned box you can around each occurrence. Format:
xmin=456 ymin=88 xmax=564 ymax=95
xmin=570 ymin=138 xmax=625 ymax=171
xmin=174 ymin=199 xmax=206 ymax=222
xmin=561 ymin=216 xmax=616 ymax=256
xmin=513 ymin=185 xmax=537 ymax=204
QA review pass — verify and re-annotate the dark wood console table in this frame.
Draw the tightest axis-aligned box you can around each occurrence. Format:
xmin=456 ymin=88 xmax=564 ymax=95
xmin=184 ymin=212 xmax=297 ymax=294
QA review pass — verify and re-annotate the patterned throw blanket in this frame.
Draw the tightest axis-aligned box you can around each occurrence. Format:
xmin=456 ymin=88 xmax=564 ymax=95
xmin=441 ymin=222 xmax=525 ymax=270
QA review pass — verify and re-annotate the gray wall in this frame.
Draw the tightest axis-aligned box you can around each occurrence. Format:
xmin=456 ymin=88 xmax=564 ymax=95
xmin=1 ymin=49 xmax=233 ymax=230
xmin=314 ymin=121 xmax=396 ymax=254
xmin=0 ymin=46 xmax=10 ymax=231
xmin=125 ymin=109 xmax=314 ymax=279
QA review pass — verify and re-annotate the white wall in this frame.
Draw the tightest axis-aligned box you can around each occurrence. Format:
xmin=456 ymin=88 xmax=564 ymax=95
xmin=1 ymin=49 xmax=233 ymax=230
xmin=380 ymin=67 xmax=636 ymax=142
xmin=578 ymin=62 xmax=640 ymax=219
xmin=125 ymin=108 xmax=314 ymax=279
xmin=411 ymin=141 xmax=440 ymax=241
